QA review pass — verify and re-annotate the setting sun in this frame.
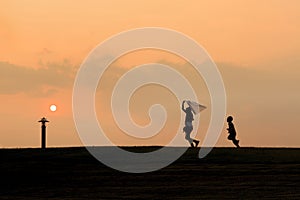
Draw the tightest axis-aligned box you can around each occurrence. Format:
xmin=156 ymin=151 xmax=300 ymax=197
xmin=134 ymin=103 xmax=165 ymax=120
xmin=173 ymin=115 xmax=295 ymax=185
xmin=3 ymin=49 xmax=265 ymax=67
xmin=50 ymin=104 xmax=57 ymax=112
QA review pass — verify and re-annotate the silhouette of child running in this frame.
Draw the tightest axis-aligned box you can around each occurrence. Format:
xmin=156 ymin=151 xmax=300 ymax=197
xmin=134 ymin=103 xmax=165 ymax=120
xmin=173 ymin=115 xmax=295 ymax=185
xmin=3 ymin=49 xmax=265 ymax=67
xmin=226 ymin=116 xmax=240 ymax=148
xmin=182 ymin=100 xmax=200 ymax=147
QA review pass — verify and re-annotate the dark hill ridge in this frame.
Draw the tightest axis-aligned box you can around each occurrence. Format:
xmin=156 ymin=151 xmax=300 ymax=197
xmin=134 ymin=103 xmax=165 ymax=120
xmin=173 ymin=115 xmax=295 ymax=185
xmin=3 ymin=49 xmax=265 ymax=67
xmin=1 ymin=147 xmax=299 ymax=199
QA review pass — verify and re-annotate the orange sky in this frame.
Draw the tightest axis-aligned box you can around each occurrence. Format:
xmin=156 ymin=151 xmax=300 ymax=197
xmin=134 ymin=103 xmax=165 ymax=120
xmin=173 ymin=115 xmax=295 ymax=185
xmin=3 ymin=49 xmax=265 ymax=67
xmin=0 ymin=0 xmax=300 ymax=148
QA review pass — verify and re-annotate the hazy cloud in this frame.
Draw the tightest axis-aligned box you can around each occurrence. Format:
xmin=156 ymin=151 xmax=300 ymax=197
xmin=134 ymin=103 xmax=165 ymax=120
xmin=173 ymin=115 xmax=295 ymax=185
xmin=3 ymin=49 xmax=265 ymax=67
xmin=0 ymin=60 xmax=76 ymax=97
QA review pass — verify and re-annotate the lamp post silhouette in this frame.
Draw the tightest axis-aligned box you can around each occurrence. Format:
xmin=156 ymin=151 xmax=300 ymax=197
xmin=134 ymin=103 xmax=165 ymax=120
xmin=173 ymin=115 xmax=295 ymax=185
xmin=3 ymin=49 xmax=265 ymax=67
xmin=38 ymin=117 xmax=49 ymax=149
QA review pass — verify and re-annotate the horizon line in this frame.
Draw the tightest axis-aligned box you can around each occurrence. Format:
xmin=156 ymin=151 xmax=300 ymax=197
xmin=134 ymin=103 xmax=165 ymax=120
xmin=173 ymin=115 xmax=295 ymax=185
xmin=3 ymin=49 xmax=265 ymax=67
xmin=1 ymin=145 xmax=299 ymax=150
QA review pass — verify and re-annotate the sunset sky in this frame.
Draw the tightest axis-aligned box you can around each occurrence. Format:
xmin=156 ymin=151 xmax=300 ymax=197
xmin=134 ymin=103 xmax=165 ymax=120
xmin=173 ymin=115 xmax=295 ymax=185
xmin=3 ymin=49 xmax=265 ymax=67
xmin=1 ymin=0 xmax=299 ymax=148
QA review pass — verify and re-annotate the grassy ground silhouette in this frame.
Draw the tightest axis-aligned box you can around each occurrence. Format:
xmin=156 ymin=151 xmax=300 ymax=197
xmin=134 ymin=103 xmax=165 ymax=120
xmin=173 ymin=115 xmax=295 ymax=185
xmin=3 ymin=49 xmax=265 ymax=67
xmin=1 ymin=147 xmax=299 ymax=199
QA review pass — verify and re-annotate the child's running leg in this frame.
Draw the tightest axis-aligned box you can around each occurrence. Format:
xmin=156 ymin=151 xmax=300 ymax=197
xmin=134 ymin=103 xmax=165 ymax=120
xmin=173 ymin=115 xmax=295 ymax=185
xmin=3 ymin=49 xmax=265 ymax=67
xmin=233 ymin=139 xmax=240 ymax=148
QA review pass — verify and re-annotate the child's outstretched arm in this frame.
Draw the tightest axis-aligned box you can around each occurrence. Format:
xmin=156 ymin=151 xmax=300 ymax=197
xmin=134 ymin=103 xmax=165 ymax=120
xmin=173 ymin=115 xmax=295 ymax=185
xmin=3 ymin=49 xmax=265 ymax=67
xmin=181 ymin=100 xmax=186 ymax=112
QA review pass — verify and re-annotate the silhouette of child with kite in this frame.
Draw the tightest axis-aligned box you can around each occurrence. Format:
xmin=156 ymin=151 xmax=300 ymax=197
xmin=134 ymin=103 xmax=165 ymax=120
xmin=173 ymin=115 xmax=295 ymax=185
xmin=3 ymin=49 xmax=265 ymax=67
xmin=182 ymin=100 xmax=206 ymax=147
xmin=226 ymin=116 xmax=240 ymax=148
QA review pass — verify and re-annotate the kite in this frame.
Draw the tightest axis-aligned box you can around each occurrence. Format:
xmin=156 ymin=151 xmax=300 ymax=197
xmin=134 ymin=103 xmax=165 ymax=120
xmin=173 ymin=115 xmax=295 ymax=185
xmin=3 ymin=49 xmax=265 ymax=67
xmin=186 ymin=100 xmax=206 ymax=115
